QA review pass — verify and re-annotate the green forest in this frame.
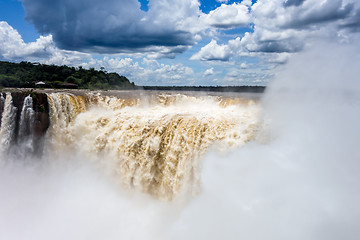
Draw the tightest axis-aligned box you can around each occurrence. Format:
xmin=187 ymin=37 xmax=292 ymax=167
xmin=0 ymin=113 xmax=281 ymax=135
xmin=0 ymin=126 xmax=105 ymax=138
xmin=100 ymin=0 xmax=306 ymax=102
xmin=0 ymin=61 xmax=135 ymax=90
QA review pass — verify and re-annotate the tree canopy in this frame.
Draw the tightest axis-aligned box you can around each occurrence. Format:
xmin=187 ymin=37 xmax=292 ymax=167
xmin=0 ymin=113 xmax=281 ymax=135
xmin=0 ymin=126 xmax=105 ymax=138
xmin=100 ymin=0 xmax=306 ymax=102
xmin=0 ymin=61 xmax=135 ymax=90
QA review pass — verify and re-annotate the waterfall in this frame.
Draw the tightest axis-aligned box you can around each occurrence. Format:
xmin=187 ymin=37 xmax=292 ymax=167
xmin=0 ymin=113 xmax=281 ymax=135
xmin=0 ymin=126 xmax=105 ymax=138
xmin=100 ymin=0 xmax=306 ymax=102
xmin=0 ymin=93 xmax=17 ymax=156
xmin=46 ymin=93 xmax=87 ymax=152
xmin=44 ymin=92 xmax=260 ymax=199
xmin=19 ymin=95 xmax=35 ymax=138
xmin=17 ymin=95 xmax=36 ymax=157
xmin=0 ymin=94 xmax=5 ymax=127
xmin=0 ymin=90 xmax=260 ymax=199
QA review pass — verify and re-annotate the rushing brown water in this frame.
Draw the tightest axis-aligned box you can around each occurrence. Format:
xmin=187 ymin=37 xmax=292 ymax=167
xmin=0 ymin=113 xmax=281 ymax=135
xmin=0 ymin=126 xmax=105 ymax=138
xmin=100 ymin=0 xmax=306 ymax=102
xmin=0 ymin=90 xmax=261 ymax=200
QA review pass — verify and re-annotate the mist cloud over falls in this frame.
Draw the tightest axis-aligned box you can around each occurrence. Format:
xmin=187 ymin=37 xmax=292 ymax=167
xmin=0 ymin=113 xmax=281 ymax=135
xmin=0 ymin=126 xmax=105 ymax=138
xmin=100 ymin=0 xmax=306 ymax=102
xmin=169 ymin=41 xmax=360 ymax=239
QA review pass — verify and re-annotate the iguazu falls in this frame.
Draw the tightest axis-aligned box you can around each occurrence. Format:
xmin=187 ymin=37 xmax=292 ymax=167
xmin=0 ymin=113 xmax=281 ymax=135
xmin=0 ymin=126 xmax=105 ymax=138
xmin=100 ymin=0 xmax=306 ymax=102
xmin=0 ymin=89 xmax=260 ymax=200
xmin=1 ymin=0 xmax=360 ymax=239
xmin=1 ymin=48 xmax=360 ymax=239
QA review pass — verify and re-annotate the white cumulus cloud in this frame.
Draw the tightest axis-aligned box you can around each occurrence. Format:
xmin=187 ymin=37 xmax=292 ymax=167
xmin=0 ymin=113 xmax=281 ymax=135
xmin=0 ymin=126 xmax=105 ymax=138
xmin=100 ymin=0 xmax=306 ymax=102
xmin=190 ymin=40 xmax=232 ymax=61
xmin=201 ymin=3 xmax=251 ymax=29
xmin=0 ymin=21 xmax=91 ymax=65
xmin=203 ymin=67 xmax=215 ymax=76
xmin=82 ymin=57 xmax=195 ymax=86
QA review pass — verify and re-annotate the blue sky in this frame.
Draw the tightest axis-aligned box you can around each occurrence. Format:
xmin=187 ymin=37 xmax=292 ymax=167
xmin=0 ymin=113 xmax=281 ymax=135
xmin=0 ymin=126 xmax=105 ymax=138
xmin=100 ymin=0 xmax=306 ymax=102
xmin=0 ymin=0 xmax=359 ymax=86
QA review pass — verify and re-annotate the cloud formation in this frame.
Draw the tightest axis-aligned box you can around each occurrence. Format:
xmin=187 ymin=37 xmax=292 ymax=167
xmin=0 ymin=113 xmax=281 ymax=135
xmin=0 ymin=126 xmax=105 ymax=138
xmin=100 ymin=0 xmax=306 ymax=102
xmin=192 ymin=0 xmax=360 ymax=65
xmin=0 ymin=21 xmax=90 ymax=65
xmin=203 ymin=67 xmax=215 ymax=77
xmin=21 ymin=0 xmax=200 ymax=55
xmin=201 ymin=2 xmax=251 ymax=29
xmin=0 ymin=21 xmax=197 ymax=86
xmin=279 ymin=0 xmax=354 ymax=29
xmin=76 ymin=57 xmax=196 ymax=86
xmin=20 ymin=0 xmax=360 ymax=60
xmin=283 ymin=0 xmax=306 ymax=8
xmin=190 ymin=40 xmax=231 ymax=61
xmin=249 ymin=0 xmax=357 ymax=49
xmin=339 ymin=7 xmax=360 ymax=32
xmin=2 ymin=0 xmax=360 ymax=86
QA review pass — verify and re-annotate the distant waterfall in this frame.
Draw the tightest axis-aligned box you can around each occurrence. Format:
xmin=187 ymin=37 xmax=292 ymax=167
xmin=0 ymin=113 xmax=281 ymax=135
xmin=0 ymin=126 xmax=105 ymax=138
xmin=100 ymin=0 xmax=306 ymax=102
xmin=0 ymin=93 xmax=17 ymax=155
xmin=19 ymin=95 xmax=35 ymax=137
xmin=17 ymin=95 xmax=36 ymax=157
xmin=0 ymin=94 xmax=5 ymax=128
xmin=0 ymin=93 xmax=46 ymax=159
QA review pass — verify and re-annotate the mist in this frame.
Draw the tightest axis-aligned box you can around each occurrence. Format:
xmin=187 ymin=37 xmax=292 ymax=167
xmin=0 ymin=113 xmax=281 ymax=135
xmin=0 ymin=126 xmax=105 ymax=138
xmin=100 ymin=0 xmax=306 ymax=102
xmin=168 ymin=40 xmax=360 ymax=239
xmin=0 ymin=156 xmax=180 ymax=240
xmin=1 ymin=39 xmax=360 ymax=240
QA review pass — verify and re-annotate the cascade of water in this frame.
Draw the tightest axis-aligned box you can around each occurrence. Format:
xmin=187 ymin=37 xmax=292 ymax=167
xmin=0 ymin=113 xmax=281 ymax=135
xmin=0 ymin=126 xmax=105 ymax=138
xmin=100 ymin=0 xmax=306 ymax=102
xmin=0 ymin=94 xmax=5 ymax=127
xmin=19 ymin=95 xmax=35 ymax=137
xmin=0 ymin=91 xmax=259 ymax=199
xmin=45 ymin=93 xmax=87 ymax=153
xmin=16 ymin=95 xmax=36 ymax=157
xmin=0 ymin=93 xmax=17 ymax=156
xmin=44 ymin=92 xmax=260 ymax=199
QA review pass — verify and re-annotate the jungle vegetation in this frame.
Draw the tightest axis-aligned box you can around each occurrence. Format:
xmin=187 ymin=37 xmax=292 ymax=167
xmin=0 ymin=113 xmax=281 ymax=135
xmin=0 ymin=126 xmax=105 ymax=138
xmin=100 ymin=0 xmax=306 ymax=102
xmin=0 ymin=61 xmax=135 ymax=90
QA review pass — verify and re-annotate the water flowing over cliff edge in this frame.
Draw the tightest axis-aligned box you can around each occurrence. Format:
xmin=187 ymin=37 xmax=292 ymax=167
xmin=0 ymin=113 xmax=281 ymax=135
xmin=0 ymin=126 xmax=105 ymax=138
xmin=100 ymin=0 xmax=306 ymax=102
xmin=0 ymin=90 xmax=261 ymax=200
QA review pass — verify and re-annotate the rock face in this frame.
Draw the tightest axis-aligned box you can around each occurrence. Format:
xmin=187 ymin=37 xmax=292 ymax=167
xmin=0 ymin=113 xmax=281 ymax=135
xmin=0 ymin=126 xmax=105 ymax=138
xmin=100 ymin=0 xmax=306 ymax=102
xmin=0 ymin=90 xmax=50 ymax=157
xmin=31 ymin=92 xmax=50 ymax=138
